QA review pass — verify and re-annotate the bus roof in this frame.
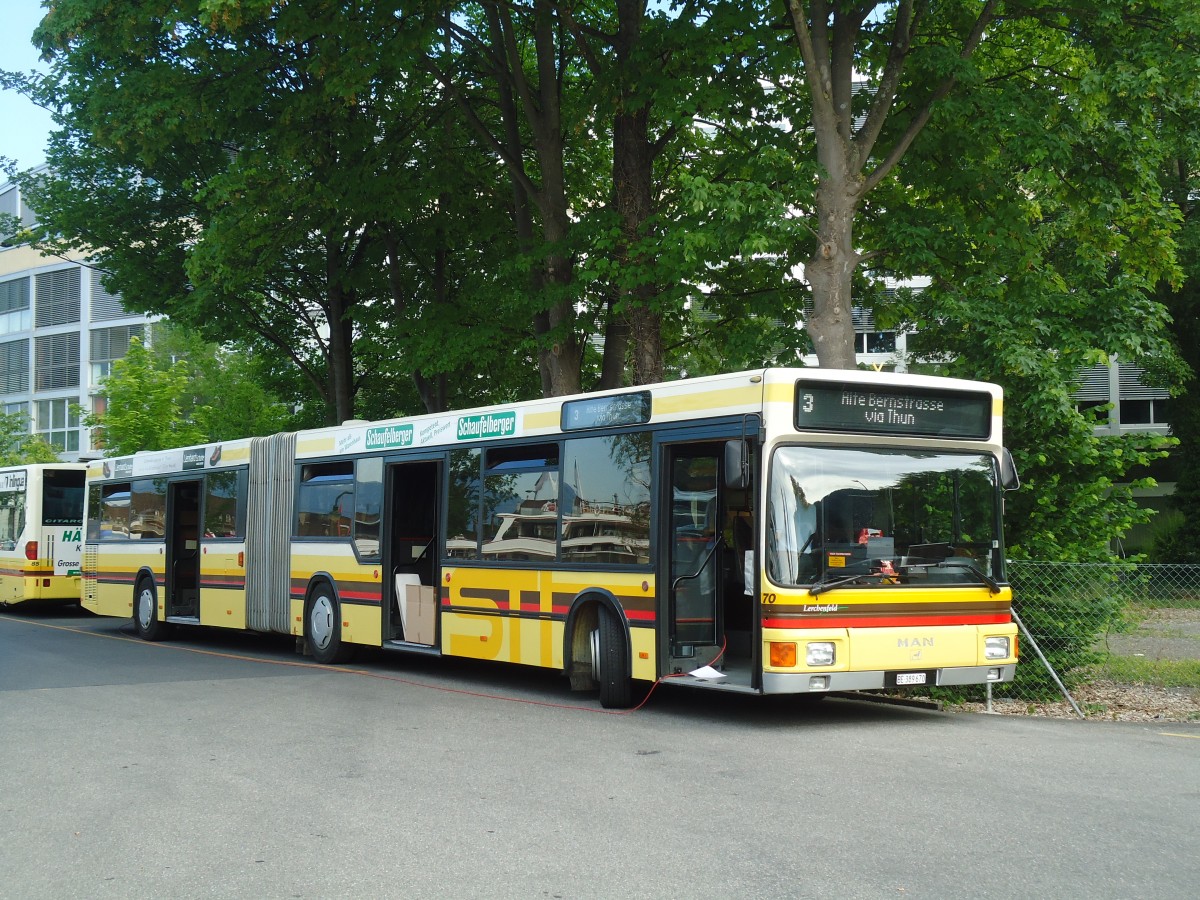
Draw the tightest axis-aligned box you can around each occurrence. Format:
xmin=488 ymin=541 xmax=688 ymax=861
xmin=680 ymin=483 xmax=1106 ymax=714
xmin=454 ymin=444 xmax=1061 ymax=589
xmin=87 ymin=367 xmax=1003 ymax=480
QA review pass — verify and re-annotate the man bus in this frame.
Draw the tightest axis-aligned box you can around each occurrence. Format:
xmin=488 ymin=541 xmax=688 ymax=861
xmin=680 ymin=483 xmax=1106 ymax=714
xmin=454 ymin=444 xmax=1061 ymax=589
xmin=82 ymin=368 xmax=1018 ymax=707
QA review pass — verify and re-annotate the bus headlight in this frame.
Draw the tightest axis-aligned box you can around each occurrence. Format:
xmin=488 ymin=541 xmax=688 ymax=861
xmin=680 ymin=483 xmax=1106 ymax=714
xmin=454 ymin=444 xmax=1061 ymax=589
xmin=985 ymin=636 xmax=1011 ymax=659
xmin=806 ymin=642 xmax=836 ymax=666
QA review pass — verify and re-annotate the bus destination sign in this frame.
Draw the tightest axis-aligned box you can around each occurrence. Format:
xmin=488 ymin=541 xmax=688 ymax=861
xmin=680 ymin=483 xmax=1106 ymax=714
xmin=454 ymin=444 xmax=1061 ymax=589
xmin=794 ymin=380 xmax=992 ymax=439
xmin=561 ymin=390 xmax=652 ymax=431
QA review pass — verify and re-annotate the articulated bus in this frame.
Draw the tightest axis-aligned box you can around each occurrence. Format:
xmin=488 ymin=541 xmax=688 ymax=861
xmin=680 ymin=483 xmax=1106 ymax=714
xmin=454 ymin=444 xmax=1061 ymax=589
xmin=82 ymin=368 xmax=1019 ymax=707
xmin=0 ymin=463 xmax=87 ymax=607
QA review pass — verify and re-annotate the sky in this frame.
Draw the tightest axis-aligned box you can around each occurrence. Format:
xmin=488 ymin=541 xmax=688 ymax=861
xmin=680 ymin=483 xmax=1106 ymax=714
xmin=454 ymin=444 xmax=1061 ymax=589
xmin=0 ymin=1 xmax=55 ymax=173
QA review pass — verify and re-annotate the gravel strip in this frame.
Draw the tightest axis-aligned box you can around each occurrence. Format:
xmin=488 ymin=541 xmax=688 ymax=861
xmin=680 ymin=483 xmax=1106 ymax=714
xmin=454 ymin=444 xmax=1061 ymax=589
xmin=957 ymin=680 xmax=1200 ymax=722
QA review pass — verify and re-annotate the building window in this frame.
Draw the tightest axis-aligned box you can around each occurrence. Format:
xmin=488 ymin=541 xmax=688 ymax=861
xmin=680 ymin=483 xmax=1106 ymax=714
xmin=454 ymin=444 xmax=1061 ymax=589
xmin=35 ymin=398 xmax=80 ymax=452
xmin=90 ymin=324 xmax=145 ymax=385
xmin=0 ymin=277 xmax=32 ymax=336
xmin=0 ymin=276 xmax=30 ymax=313
xmin=0 ymin=338 xmax=30 ymax=394
xmin=1119 ymin=398 xmax=1171 ymax=427
xmin=34 ymin=269 xmax=82 ymax=327
xmin=855 ymin=331 xmax=896 ymax=353
xmin=90 ymin=270 xmax=129 ymax=321
xmin=35 ymin=333 xmax=81 ymax=391
xmin=1076 ymin=401 xmax=1110 ymax=425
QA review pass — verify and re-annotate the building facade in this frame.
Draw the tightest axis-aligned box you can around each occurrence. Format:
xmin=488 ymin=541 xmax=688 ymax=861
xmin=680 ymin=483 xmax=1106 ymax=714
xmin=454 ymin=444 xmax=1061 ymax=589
xmin=0 ymin=175 xmax=152 ymax=460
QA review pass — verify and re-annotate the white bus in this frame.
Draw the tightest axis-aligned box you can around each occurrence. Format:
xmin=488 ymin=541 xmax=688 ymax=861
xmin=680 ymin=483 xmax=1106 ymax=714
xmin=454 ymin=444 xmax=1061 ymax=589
xmin=82 ymin=368 xmax=1019 ymax=707
xmin=0 ymin=464 xmax=87 ymax=607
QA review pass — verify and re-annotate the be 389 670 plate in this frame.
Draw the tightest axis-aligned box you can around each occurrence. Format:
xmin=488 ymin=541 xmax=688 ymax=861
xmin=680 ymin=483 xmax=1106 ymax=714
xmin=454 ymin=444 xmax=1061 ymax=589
xmin=888 ymin=670 xmax=933 ymax=687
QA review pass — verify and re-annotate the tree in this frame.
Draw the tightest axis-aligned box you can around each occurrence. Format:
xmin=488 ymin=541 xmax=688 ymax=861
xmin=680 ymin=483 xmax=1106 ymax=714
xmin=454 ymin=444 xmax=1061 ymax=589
xmin=84 ymin=339 xmax=206 ymax=456
xmin=872 ymin=0 xmax=1197 ymax=560
xmin=83 ymin=330 xmax=293 ymax=456
xmin=0 ymin=413 xmax=60 ymax=466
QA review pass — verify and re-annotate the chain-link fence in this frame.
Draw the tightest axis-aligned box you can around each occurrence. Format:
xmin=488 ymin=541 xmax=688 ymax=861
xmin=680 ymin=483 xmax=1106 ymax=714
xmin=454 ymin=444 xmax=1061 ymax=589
xmin=983 ymin=561 xmax=1200 ymax=714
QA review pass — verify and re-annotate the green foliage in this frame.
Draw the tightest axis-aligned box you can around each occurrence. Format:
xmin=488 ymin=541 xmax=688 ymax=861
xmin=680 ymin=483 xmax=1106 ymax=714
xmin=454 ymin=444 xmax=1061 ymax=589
xmin=4 ymin=0 xmax=1197 ymax=557
xmin=880 ymin=0 xmax=1198 ymax=561
xmin=85 ymin=330 xmax=293 ymax=456
xmin=0 ymin=413 xmax=61 ymax=466
xmin=84 ymin=339 xmax=206 ymax=455
xmin=1007 ymin=590 xmax=1127 ymax=700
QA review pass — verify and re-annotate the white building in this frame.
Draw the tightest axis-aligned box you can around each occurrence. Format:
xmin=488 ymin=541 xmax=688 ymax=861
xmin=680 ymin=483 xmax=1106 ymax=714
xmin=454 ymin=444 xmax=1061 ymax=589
xmin=0 ymin=174 xmax=152 ymax=459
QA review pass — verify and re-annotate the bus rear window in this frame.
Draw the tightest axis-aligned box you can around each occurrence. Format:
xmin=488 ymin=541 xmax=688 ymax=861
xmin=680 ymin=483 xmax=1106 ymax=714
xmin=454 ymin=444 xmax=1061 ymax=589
xmin=42 ymin=469 xmax=85 ymax=526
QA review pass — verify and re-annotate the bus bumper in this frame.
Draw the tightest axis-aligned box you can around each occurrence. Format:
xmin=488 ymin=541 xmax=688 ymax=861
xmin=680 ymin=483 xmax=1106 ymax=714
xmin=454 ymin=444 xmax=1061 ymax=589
xmin=762 ymin=663 xmax=1017 ymax=694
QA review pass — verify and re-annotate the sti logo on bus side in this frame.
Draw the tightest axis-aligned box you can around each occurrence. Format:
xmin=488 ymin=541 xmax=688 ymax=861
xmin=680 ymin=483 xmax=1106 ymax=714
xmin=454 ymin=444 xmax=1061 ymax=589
xmin=897 ymin=637 xmax=935 ymax=648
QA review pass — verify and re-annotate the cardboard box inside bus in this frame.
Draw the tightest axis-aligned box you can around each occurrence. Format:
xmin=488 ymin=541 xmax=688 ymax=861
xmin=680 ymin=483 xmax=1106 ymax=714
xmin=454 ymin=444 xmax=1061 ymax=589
xmin=396 ymin=575 xmax=436 ymax=645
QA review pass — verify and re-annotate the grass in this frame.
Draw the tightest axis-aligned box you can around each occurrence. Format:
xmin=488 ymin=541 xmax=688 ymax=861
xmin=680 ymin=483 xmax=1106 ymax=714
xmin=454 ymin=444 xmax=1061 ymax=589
xmin=1095 ymin=655 xmax=1200 ymax=690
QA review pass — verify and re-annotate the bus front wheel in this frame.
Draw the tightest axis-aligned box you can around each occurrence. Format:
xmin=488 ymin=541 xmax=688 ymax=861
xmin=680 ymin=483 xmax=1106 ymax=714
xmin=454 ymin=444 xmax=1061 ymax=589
xmin=592 ymin=605 xmax=632 ymax=710
xmin=133 ymin=578 xmax=171 ymax=642
xmin=306 ymin=586 xmax=354 ymax=664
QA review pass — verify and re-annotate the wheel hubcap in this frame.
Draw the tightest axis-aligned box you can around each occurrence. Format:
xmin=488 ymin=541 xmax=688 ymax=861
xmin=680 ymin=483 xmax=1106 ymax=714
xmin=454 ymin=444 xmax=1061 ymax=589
xmin=137 ymin=588 xmax=154 ymax=630
xmin=310 ymin=595 xmax=334 ymax=650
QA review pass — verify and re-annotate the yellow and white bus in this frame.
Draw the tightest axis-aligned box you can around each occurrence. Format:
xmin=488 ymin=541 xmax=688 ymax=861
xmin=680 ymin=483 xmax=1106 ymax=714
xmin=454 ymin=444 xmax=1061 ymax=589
xmin=82 ymin=368 xmax=1019 ymax=707
xmin=0 ymin=463 xmax=87 ymax=607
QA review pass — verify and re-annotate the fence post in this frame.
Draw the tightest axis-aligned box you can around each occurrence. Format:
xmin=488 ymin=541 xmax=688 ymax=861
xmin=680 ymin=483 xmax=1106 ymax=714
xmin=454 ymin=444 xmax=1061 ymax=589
xmin=1011 ymin=607 xmax=1086 ymax=719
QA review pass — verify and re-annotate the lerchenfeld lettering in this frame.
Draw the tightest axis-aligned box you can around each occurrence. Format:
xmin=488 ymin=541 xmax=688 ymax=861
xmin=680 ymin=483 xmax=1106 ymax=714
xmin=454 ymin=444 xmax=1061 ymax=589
xmin=365 ymin=424 xmax=414 ymax=449
xmin=457 ymin=412 xmax=517 ymax=440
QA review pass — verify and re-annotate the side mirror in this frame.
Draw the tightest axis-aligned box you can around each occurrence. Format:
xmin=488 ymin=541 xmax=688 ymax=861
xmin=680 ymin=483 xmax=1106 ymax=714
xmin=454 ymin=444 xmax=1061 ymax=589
xmin=1000 ymin=448 xmax=1021 ymax=491
xmin=725 ymin=439 xmax=750 ymax=491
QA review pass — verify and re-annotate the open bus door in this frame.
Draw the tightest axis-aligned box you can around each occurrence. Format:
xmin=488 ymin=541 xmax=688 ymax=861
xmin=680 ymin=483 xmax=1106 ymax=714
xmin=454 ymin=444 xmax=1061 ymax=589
xmin=166 ymin=479 xmax=202 ymax=620
xmin=383 ymin=458 xmax=441 ymax=648
xmin=664 ymin=441 xmax=757 ymax=689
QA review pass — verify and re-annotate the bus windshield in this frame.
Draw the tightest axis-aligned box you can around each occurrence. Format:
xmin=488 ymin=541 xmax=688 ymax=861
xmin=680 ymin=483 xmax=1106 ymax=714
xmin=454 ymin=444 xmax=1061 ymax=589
xmin=766 ymin=446 xmax=1002 ymax=588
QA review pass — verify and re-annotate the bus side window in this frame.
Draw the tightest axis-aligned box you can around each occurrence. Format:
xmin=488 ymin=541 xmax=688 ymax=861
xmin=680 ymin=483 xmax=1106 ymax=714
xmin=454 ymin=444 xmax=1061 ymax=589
xmin=100 ymin=483 xmax=133 ymax=540
xmin=204 ymin=471 xmax=245 ymax=538
xmin=296 ymin=462 xmax=354 ymax=539
xmin=446 ymin=449 xmax=481 ymax=560
xmin=354 ymin=457 xmax=382 ymax=559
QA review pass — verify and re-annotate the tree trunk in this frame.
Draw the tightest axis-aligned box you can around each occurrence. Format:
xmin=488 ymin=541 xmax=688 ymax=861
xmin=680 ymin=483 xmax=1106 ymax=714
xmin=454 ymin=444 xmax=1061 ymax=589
xmin=325 ymin=285 xmax=357 ymax=424
xmin=325 ymin=234 xmax=358 ymax=424
xmin=606 ymin=0 xmax=664 ymax=387
xmin=804 ymin=171 xmax=860 ymax=370
xmin=597 ymin=286 xmax=631 ymax=391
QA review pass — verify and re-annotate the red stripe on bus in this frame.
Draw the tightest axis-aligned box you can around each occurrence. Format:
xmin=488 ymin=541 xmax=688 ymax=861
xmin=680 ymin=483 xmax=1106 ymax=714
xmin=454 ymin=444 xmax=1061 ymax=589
xmin=761 ymin=614 xmax=1012 ymax=629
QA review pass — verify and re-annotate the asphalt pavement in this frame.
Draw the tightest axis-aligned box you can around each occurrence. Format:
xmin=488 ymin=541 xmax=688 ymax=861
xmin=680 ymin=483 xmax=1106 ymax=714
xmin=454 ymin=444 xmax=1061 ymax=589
xmin=2 ymin=603 xmax=1197 ymax=900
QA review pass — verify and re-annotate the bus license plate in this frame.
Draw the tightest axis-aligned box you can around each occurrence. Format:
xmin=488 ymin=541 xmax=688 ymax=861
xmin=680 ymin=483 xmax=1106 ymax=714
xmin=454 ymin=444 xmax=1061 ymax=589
xmin=895 ymin=672 xmax=927 ymax=686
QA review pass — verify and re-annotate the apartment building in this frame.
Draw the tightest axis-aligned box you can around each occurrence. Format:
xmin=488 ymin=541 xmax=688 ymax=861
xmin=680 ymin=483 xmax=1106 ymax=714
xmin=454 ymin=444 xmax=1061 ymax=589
xmin=0 ymin=175 xmax=152 ymax=460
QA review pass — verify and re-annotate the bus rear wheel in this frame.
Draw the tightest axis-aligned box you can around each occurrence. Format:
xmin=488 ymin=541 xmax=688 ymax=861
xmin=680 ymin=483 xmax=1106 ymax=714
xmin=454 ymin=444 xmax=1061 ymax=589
xmin=592 ymin=605 xmax=632 ymax=709
xmin=306 ymin=586 xmax=354 ymax=664
xmin=133 ymin=578 xmax=171 ymax=641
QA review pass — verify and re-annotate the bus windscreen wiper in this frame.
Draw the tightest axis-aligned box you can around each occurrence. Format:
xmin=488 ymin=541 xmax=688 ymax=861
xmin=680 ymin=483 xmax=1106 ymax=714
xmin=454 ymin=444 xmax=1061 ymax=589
xmin=903 ymin=558 xmax=1003 ymax=594
xmin=808 ymin=562 xmax=892 ymax=596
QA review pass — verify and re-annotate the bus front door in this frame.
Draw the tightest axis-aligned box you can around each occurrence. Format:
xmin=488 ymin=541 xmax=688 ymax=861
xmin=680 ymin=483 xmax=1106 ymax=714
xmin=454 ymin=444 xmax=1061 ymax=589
xmin=166 ymin=479 xmax=202 ymax=619
xmin=667 ymin=449 xmax=722 ymax=669
xmin=666 ymin=444 xmax=756 ymax=683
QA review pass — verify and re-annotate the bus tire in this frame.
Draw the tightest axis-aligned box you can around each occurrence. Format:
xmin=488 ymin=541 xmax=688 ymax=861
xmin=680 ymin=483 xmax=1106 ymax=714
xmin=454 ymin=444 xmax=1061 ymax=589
xmin=133 ymin=578 xmax=171 ymax=642
xmin=306 ymin=584 xmax=354 ymax=665
xmin=594 ymin=604 xmax=632 ymax=709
